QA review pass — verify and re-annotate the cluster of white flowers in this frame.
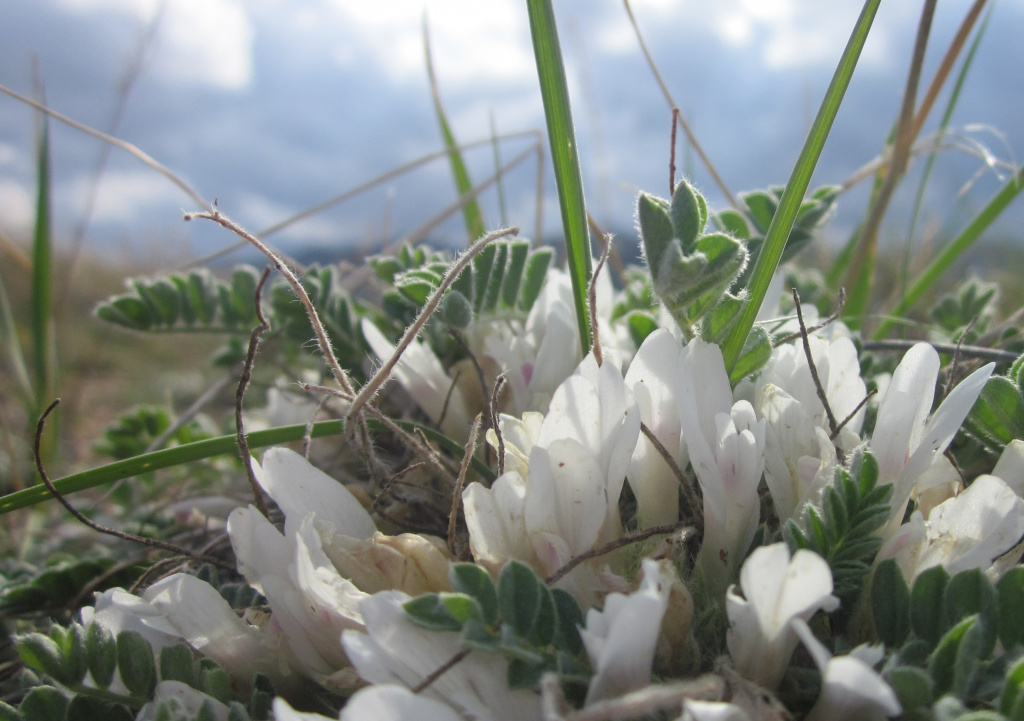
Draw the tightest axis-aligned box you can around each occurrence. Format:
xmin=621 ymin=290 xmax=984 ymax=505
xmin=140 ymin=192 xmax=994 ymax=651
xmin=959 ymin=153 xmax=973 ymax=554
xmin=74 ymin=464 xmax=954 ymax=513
xmin=78 ymin=269 xmax=1024 ymax=721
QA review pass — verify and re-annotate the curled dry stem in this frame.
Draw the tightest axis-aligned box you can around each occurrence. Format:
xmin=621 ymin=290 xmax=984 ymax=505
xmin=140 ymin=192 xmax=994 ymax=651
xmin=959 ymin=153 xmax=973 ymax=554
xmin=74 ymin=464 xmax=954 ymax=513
xmin=34 ymin=400 xmax=233 ymax=572
xmin=491 ymin=374 xmax=508 ymax=477
xmin=448 ymin=414 xmax=482 ymax=558
xmin=346 ymin=226 xmax=519 ymax=423
xmin=791 ymin=289 xmax=841 ymax=441
xmin=540 ymin=671 xmax=725 ymax=721
xmin=235 ymin=266 xmax=272 ymax=519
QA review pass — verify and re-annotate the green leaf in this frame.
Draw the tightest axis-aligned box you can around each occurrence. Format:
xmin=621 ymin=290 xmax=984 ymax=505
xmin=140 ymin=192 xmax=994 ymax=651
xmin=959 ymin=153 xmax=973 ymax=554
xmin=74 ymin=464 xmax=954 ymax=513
xmin=249 ymin=674 xmax=274 ymax=721
xmin=527 ymin=0 xmax=591 ymax=353
xmin=17 ymin=633 xmax=65 ymax=681
xmin=529 ymin=585 xmax=556 ymax=647
xmin=438 ymin=290 xmax=474 ymax=329
xmin=999 ymin=656 xmax=1024 ymax=717
xmin=199 ymin=660 xmax=232 ymax=704
xmin=507 ymin=657 xmax=547 ymax=690
xmin=886 ymin=666 xmax=933 ymax=711
xmin=58 ymin=623 xmax=88 ymax=686
xmin=929 ymin=615 xmax=977 ymax=696
xmin=997 ymin=567 xmax=1024 ymax=649
xmin=518 ymin=248 xmax=552 ymax=313
xmin=912 ymin=565 xmax=950 ymax=646
xmin=964 ymin=376 xmax=1024 ymax=450
xmin=139 ymin=279 xmax=181 ymax=326
xmin=228 ymin=703 xmax=252 ymax=721
xmin=728 ymin=325 xmax=772 ymax=384
xmin=116 ymin=630 xmax=157 ymax=698
xmin=461 ymin=619 xmax=502 ymax=652
xmin=0 ymin=701 xmax=19 ymax=721
xmin=626 ymin=311 xmax=659 ymax=348
xmin=196 ymin=700 xmax=221 ymax=721
xmin=481 ymin=243 xmax=509 ymax=312
xmin=714 ymin=209 xmax=749 ymax=239
xmin=669 ymin=179 xmax=705 ymax=253
xmin=472 ymin=244 xmax=498 ymax=313
xmin=945 ymin=569 xmax=997 ymax=659
xmin=96 ymin=296 xmax=155 ymax=331
xmin=30 ymin=107 xmax=54 ymax=422
xmin=873 ymin=559 xmax=911 ymax=647
xmin=450 ymin=563 xmax=499 ymax=627
xmin=403 ymin=594 xmax=463 ymax=632
xmin=159 ymin=643 xmax=195 ymax=685
xmin=66 ymin=696 xmax=133 ymax=721
xmin=498 ymin=560 xmax=542 ymax=639
xmin=721 ymin=0 xmax=882 ymax=371
xmin=551 ymin=588 xmax=584 ymax=656
xmin=441 ymin=593 xmax=484 ymax=626
xmin=500 ymin=242 xmax=530 ymax=309
xmin=18 ymin=687 xmax=67 ymax=721
xmin=951 ymin=619 xmax=988 ymax=698
xmin=638 ymin=193 xmax=675 ymax=274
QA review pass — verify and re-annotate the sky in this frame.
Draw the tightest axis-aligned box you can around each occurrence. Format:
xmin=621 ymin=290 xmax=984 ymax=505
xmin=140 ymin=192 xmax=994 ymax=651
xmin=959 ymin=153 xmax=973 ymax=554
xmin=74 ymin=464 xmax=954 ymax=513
xmin=0 ymin=0 xmax=1021 ymax=267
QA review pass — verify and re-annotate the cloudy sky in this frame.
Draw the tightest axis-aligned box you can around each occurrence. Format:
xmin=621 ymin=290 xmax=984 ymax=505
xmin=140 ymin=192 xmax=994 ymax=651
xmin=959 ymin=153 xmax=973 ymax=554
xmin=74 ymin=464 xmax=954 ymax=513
xmin=0 ymin=0 xmax=1021 ymax=266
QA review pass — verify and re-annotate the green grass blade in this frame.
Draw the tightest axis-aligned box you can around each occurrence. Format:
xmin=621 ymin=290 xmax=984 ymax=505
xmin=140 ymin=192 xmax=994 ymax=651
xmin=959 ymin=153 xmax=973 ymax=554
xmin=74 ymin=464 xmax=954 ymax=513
xmin=873 ymin=165 xmax=1024 ymax=340
xmin=526 ymin=0 xmax=592 ymax=354
xmin=721 ymin=0 xmax=882 ymax=371
xmin=424 ymin=16 xmax=486 ymax=243
xmin=31 ymin=108 xmax=55 ymax=419
xmin=901 ymin=4 xmax=992 ymax=297
xmin=0 ymin=271 xmax=33 ymax=401
xmin=0 ymin=419 xmax=496 ymax=515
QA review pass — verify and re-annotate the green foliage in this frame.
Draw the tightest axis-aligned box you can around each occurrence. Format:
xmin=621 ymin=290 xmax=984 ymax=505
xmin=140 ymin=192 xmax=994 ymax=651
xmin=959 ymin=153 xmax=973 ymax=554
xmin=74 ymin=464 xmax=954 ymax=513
xmin=964 ymin=372 xmax=1024 ymax=453
xmin=403 ymin=561 xmax=589 ymax=691
xmin=11 ymin=621 xmax=273 ymax=721
xmin=715 ymin=184 xmax=839 ymax=291
xmin=0 ymin=558 xmax=141 ymax=618
xmin=875 ymin=564 xmax=1024 ymax=719
xmin=784 ymin=449 xmax=891 ymax=606
xmin=932 ymin=279 xmax=999 ymax=343
xmin=93 ymin=406 xmax=217 ymax=461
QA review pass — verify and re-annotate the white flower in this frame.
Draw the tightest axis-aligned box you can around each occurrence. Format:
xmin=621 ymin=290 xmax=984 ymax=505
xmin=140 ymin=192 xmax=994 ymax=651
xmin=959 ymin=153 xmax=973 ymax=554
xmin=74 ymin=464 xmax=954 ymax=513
xmin=226 ymin=448 xmax=383 ymax=687
xmin=338 ymin=685 xmax=463 ymax=721
xmin=757 ymin=384 xmax=836 ymax=522
xmin=755 ymin=335 xmax=866 ymax=451
xmin=870 ymin=343 xmax=993 ymax=533
xmin=880 ymin=473 xmax=1024 ymax=580
xmin=792 ymin=618 xmax=901 ymax=721
xmin=993 ymin=439 xmax=1024 ymax=496
xmin=272 ymin=697 xmax=335 ymax=721
xmin=680 ymin=700 xmax=751 ymax=721
xmin=625 ymin=329 xmax=688 ymax=527
xmin=726 ymin=543 xmax=838 ymax=689
xmin=677 ymin=339 xmax=766 ymax=596
xmin=342 ymin=591 xmax=540 ymax=721
xmin=581 ymin=558 xmax=671 ymax=704
xmin=143 ymin=573 xmax=286 ymax=690
xmin=463 ymin=469 xmax=541 ymax=576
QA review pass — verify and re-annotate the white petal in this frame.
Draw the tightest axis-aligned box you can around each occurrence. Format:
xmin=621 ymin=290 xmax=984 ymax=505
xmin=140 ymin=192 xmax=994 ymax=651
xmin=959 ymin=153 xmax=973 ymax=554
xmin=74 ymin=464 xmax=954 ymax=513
xmin=257 ymin=447 xmax=377 ymax=541
xmin=994 ymin=440 xmax=1024 ymax=497
xmin=339 ymin=685 xmax=462 ymax=721
xmin=526 ymin=441 xmax=608 ymax=558
xmin=871 ymin=343 xmax=938 ymax=483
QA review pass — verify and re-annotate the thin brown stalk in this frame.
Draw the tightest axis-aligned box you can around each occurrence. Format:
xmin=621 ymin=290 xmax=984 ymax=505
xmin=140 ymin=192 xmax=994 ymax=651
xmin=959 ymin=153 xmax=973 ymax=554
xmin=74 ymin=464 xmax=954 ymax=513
xmin=448 ymin=414 xmax=482 ymax=557
xmin=346 ymin=227 xmax=519 ymax=423
xmin=622 ymin=0 xmax=740 ymax=211
xmin=861 ymin=339 xmax=1018 ymax=364
xmin=942 ymin=315 xmax=978 ymax=401
xmin=831 ymin=389 xmax=877 ymax=442
xmin=34 ymin=400 xmax=233 ymax=571
xmin=844 ymin=0 xmax=937 ymax=309
xmin=412 ymin=648 xmax=472 ymax=694
xmin=774 ymin=288 xmax=846 ymax=346
xmin=791 ymin=289 xmax=841 ymax=439
xmin=0 ymin=82 xmax=209 ymax=212
xmin=669 ymin=107 xmax=679 ymax=194
xmin=545 ymin=523 xmax=691 ymax=586
xmin=235 ymin=267 xmax=272 ymax=519
xmin=639 ymin=422 xmax=702 ymax=530
xmin=589 ymin=234 xmax=611 ymax=367
xmin=490 ymin=374 xmax=508 ymax=477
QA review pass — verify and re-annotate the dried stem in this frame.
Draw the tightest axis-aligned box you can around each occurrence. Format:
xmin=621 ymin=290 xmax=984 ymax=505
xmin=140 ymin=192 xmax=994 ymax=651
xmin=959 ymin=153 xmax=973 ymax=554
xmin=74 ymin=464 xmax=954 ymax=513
xmin=639 ymin=421 xmax=703 ymax=530
xmin=449 ymin=415 xmax=482 ymax=557
xmin=540 ymin=672 xmax=725 ymax=721
xmin=774 ymin=288 xmax=846 ymax=346
xmin=669 ymin=107 xmax=679 ymax=195
xmin=545 ymin=523 xmax=692 ymax=586
xmin=942 ymin=315 xmax=978 ymax=401
xmin=862 ymin=339 xmax=1018 ymax=364
xmin=411 ymin=647 xmax=472 ymax=694
xmin=347 ymin=227 xmax=519 ymax=423
xmin=791 ymin=288 xmax=840 ymax=439
xmin=589 ymin=234 xmax=611 ymax=367
xmin=34 ymin=400 xmax=233 ymax=571
xmin=830 ymin=389 xmax=877 ymax=442
xmin=491 ymin=375 xmax=508 ymax=477
xmin=235 ymin=266 xmax=272 ymax=519
xmin=621 ymin=0 xmax=740 ymax=212
xmin=0 ymin=82 xmax=210 ymax=212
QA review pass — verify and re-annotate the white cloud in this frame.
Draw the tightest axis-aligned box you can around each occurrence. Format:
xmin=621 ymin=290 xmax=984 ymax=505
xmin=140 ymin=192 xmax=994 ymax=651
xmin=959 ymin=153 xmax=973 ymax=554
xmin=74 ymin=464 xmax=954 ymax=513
xmin=63 ymin=169 xmax=181 ymax=223
xmin=57 ymin=0 xmax=254 ymax=89
xmin=0 ymin=179 xmax=34 ymax=232
xmin=325 ymin=0 xmax=534 ymax=86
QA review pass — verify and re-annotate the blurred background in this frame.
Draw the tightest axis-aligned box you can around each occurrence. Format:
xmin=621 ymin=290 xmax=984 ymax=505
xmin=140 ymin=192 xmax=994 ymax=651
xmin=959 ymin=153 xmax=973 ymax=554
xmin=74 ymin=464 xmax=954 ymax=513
xmin=0 ymin=0 xmax=1020 ymax=266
